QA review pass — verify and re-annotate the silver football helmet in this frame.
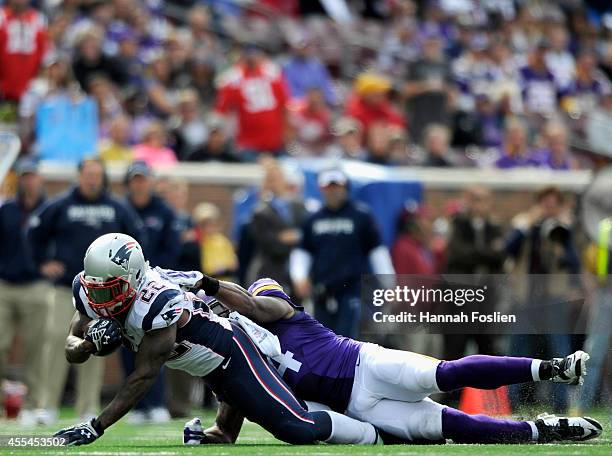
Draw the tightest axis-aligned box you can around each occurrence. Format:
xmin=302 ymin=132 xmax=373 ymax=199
xmin=81 ymin=233 xmax=147 ymax=317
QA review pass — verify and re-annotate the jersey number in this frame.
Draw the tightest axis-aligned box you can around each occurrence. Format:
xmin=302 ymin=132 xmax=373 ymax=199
xmin=140 ymin=281 xmax=167 ymax=304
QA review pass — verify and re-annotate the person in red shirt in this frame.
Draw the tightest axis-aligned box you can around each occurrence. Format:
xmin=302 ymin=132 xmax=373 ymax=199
xmin=0 ymin=0 xmax=47 ymax=102
xmin=345 ymin=72 xmax=405 ymax=139
xmin=215 ymin=46 xmax=289 ymax=160
xmin=391 ymin=202 xmax=437 ymax=275
xmin=287 ymin=87 xmax=332 ymax=156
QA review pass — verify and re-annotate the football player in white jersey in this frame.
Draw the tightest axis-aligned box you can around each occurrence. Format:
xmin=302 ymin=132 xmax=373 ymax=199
xmin=53 ymin=233 xmax=386 ymax=446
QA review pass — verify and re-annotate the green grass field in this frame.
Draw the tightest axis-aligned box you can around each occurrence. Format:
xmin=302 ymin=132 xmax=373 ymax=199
xmin=1 ymin=409 xmax=610 ymax=456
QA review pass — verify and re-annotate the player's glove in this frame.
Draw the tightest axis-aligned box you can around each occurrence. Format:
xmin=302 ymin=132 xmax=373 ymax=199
xmin=54 ymin=418 xmax=104 ymax=446
xmin=84 ymin=318 xmax=122 ymax=356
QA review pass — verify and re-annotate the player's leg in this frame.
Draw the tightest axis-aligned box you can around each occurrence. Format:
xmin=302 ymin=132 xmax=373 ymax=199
xmin=0 ymin=281 xmax=17 ymax=405
xmin=352 ymin=397 xmax=601 ymax=444
xmin=214 ymin=324 xmax=379 ymax=445
xmin=358 ymin=343 xmax=589 ymax=402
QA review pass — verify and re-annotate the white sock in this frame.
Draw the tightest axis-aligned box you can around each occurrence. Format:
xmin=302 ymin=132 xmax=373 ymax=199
xmin=527 ymin=421 xmax=539 ymax=441
xmin=323 ymin=411 xmax=378 ymax=445
xmin=531 ymin=359 xmax=542 ymax=381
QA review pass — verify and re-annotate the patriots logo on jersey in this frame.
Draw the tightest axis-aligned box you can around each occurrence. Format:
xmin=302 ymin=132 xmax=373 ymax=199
xmin=161 ymin=308 xmax=182 ymax=325
xmin=110 ymin=242 xmax=137 ymax=270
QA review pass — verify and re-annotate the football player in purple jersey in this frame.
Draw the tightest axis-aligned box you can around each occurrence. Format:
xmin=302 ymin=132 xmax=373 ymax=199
xmin=184 ymin=275 xmax=602 ymax=445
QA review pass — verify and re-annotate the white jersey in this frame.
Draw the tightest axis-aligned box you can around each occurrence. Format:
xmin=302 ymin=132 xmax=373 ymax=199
xmin=72 ymin=267 xmax=233 ymax=377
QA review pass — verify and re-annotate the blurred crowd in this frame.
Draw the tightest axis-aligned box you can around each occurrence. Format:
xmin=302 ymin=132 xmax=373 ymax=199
xmin=1 ymin=0 xmax=612 ymax=167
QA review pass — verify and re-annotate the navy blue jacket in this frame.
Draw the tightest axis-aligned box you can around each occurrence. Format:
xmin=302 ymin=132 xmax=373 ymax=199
xmin=0 ymin=195 xmax=45 ymax=283
xmin=301 ymin=200 xmax=382 ymax=290
xmin=125 ymin=194 xmax=181 ymax=269
xmin=27 ymin=187 xmax=146 ymax=287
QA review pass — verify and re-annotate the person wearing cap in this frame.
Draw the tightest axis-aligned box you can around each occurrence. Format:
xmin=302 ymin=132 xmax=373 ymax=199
xmin=185 ymin=116 xmax=240 ymax=162
xmin=27 ymin=158 xmax=145 ymax=424
xmin=326 ymin=117 xmax=367 ymax=159
xmin=0 ymin=159 xmax=48 ymax=425
xmin=345 ymin=73 xmax=404 ymax=139
xmin=290 ymin=169 xmax=394 ymax=338
xmin=121 ymin=160 xmax=181 ymax=423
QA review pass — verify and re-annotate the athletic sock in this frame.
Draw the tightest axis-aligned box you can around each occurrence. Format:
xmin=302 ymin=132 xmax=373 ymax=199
xmin=320 ymin=410 xmax=379 ymax=445
xmin=537 ymin=360 xmax=553 ymax=381
xmin=441 ymin=407 xmax=534 ymax=443
xmin=436 ymin=355 xmax=535 ymax=391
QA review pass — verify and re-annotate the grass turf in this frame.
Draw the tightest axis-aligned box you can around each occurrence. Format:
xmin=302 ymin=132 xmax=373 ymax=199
xmin=1 ymin=409 xmax=610 ymax=456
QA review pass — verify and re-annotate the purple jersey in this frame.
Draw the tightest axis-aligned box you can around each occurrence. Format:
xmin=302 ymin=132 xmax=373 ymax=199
xmin=248 ymin=278 xmax=362 ymax=412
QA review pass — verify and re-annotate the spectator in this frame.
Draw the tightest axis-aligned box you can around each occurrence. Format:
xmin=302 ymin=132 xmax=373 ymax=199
xmin=534 ymin=121 xmax=575 ymax=170
xmin=505 ymin=186 xmax=579 ymax=412
xmin=98 ymin=115 xmax=133 ymax=164
xmin=494 ymin=118 xmax=539 ymax=168
xmin=0 ymin=159 xmax=48 ymax=425
xmin=287 ymin=87 xmax=332 ymax=156
xmin=586 ymin=91 xmax=612 ymax=158
xmin=246 ymin=159 xmax=307 ymax=291
xmin=133 ymin=120 xmax=178 ymax=168
xmin=215 ymin=46 xmax=290 ymax=160
xmin=71 ymin=27 xmax=127 ymax=92
xmin=518 ymin=42 xmax=559 ymax=118
xmin=545 ymin=25 xmax=575 ymax=91
xmin=185 ymin=116 xmax=240 ymax=162
xmin=561 ymin=51 xmax=611 ymax=119
xmin=87 ymin=74 xmax=123 ymax=129
xmin=156 ymin=177 xmax=200 ymax=272
xmin=170 ymin=88 xmax=209 ymax=160
xmin=345 ymin=72 xmax=404 ymax=140
xmin=422 ymin=123 xmax=453 ymax=167
xmin=27 ymin=158 xmax=145 ymax=423
xmin=326 ymin=117 xmax=366 ymax=160
xmin=283 ymin=35 xmax=336 ymax=105
xmin=404 ymin=33 xmax=452 ymax=144
xmin=144 ymin=52 xmax=179 ymax=118
xmin=392 ymin=202 xmax=436 ymax=275
xmin=185 ymin=54 xmax=217 ymax=105
xmin=18 ymin=52 xmax=78 ymax=150
xmin=122 ymin=160 xmax=181 ymax=424
xmin=377 ymin=17 xmax=419 ymax=79
xmin=290 ymin=168 xmax=394 ymax=338
xmin=365 ymin=123 xmax=396 ymax=166
xmin=186 ymin=5 xmax=218 ymax=58
xmin=444 ymin=186 xmax=505 ymax=360
xmin=193 ymin=202 xmax=238 ymax=279
xmin=0 ymin=0 xmax=48 ymax=102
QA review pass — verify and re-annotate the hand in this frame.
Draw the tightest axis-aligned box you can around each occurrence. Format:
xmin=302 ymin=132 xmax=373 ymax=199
xmin=278 ymin=229 xmax=300 ymax=245
xmin=54 ymin=418 xmax=103 ymax=446
xmin=84 ymin=319 xmax=123 ymax=356
xmin=40 ymin=260 xmax=65 ymax=279
xmin=181 ymin=228 xmax=197 ymax=243
xmin=293 ymin=279 xmax=311 ymax=299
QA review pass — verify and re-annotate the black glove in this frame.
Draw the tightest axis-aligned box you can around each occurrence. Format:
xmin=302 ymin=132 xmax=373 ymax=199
xmin=84 ymin=318 xmax=122 ymax=356
xmin=54 ymin=418 xmax=104 ymax=446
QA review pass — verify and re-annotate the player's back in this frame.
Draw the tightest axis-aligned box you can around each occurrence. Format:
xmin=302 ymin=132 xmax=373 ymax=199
xmin=249 ymin=278 xmax=362 ymax=412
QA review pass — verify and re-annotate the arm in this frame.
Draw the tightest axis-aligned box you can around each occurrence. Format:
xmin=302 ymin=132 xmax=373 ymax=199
xmin=96 ymin=324 xmax=176 ymax=430
xmin=202 ymin=401 xmax=245 ymax=444
xmin=65 ymin=311 xmax=95 ymax=364
xmin=203 ymin=278 xmax=294 ymax=323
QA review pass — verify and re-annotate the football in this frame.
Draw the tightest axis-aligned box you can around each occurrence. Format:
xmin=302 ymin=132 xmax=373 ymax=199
xmin=85 ymin=318 xmax=123 ymax=356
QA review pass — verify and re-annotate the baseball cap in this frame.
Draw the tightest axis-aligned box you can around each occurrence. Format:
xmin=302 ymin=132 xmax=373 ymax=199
xmin=318 ymin=168 xmax=348 ymax=187
xmin=14 ymin=157 xmax=39 ymax=176
xmin=125 ymin=160 xmax=152 ymax=181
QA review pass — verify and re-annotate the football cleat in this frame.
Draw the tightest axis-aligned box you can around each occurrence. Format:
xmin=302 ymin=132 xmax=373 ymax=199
xmin=550 ymin=350 xmax=590 ymax=385
xmin=183 ymin=417 xmax=205 ymax=445
xmin=535 ymin=413 xmax=602 ymax=442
